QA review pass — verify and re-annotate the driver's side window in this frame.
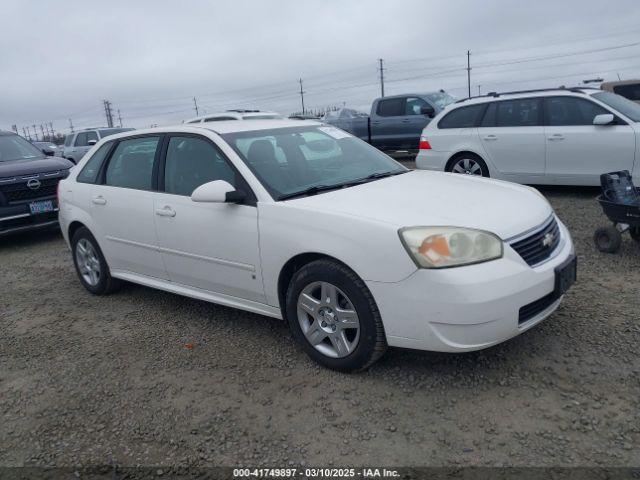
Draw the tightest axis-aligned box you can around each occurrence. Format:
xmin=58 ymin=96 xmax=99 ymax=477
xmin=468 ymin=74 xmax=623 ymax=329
xmin=164 ymin=136 xmax=236 ymax=196
xmin=405 ymin=97 xmax=429 ymax=115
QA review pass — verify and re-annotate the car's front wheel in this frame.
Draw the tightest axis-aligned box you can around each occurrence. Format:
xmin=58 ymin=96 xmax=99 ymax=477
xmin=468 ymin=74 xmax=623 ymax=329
xmin=285 ymin=259 xmax=387 ymax=371
xmin=71 ymin=227 xmax=121 ymax=295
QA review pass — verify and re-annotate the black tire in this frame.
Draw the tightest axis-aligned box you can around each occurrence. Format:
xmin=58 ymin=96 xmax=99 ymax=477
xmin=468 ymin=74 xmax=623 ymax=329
xmin=630 ymin=227 xmax=640 ymax=243
xmin=71 ymin=227 xmax=121 ymax=295
xmin=285 ymin=259 xmax=387 ymax=372
xmin=594 ymin=226 xmax=622 ymax=253
xmin=447 ymin=153 xmax=490 ymax=177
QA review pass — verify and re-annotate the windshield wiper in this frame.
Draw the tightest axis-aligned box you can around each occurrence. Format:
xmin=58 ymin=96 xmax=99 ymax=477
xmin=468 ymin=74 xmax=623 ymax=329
xmin=278 ymin=184 xmax=349 ymax=201
xmin=277 ymin=170 xmax=408 ymax=201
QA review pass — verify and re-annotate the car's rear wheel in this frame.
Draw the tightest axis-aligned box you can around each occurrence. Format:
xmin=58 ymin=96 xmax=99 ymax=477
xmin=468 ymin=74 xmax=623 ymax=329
xmin=447 ymin=154 xmax=489 ymax=177
xmin=285 ymin=259 xmax=387 ymax=372
xmin=71 ymin=227 xmax=121 ymax=295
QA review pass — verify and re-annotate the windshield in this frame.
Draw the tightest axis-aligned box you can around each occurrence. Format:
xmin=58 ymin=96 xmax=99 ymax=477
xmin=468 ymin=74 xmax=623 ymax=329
xmin=0 ymin=134 xmax=45 ymax=162
xmin=592 ymin=91 xmax=640 ymax=122
xmin=423 ymin=92 xmax=456 ymax=110
xmin=222 ymin=126 xmax=406 ymax=200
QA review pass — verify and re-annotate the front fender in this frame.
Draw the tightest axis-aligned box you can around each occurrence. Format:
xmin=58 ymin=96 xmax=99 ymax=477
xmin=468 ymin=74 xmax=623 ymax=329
xmin=258 ymin=203 xmax=417 ymax=307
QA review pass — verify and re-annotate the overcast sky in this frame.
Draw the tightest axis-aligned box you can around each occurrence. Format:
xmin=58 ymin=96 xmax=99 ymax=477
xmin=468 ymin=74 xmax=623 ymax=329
xmin=2 ymin=0 xmax=640 ymax=135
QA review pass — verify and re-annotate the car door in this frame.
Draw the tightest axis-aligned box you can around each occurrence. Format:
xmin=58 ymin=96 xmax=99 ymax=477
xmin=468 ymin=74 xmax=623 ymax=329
xmin=153 ymin=134 xmax=265 ymax=303
xmin=401 ymin=96 xmax=433 ymax=150
xmin=89 ymin=135 xmax=168 ymax=279
xmin=370 ymin=97 xmax=406 ymax=150
xmin=476 ymin=98 xmax=546 ymax=183
xmin=543 ymin=96 xmax=636 ymax=185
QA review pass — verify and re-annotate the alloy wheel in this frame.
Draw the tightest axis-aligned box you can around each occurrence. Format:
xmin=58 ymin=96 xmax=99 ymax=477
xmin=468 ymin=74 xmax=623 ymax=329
xmin=296 ymin=281 xmax=360 ymax=358
xmin=75 ymin=238 xmax=101 ymax=286
xmin=452 ymin=158 xmax=484 ymax=175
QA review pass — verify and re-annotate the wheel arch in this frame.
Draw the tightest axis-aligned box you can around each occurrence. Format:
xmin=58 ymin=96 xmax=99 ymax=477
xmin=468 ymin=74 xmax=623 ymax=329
xmin=277 ymin=252 xmax=357 ymax=316
xmin=445 ymin=150 xmax=487 ymax=171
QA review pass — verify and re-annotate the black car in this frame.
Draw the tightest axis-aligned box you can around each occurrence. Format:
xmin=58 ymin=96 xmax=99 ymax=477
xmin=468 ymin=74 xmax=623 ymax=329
xmin=0 ymin=131 xmax=74 ymax=236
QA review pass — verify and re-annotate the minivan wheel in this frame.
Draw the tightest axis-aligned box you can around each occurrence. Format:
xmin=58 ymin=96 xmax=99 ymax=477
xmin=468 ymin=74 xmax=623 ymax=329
xmin=285 ymin=259 xmax=387 ymax=372
xmin=448 ymin=154 xmax=489 ymax=177
xmin=71 ymin=227 xmax=121 ymax=295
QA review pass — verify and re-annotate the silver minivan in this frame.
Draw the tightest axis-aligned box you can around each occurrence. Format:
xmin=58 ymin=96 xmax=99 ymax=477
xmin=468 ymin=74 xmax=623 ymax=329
xmin=63 ymin=127 xmax=134 ymax=164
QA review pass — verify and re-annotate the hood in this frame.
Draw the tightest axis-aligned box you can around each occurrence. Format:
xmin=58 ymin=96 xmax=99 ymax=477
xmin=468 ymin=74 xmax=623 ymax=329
xmin=287 ymin=170 xmax=553 ymax=239
xmin=0 ymin=156 xmax=74 ymax=178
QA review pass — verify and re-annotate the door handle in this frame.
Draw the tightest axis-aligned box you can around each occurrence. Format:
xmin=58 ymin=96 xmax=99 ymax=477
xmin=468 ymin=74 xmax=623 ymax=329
xmin=91 ymin=195 xmax=106 ymax=205
xmin=155 ymin=206 xmax=176 ymax=217
xmin=371 ymin=121 xmax=381 ymax=125
xmin=401 ymin=119 xmax=411 ymax=123
xmin=548 ymin=134 xmax=564 ymax=141
xmin=483 ymin=135 xmax=498 ymax=141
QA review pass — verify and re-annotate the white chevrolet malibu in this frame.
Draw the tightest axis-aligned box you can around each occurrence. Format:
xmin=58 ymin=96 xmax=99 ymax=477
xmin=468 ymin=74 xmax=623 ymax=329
xmin=58 ymin=120 xmax=576 ymax=371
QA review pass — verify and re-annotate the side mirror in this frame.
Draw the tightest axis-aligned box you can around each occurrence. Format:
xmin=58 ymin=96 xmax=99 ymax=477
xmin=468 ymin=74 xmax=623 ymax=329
xmin=191 ymin=180 xmax=246 ymax=204
xmin=593 ymin=113 xmax=615 ymax=126
xmin=43 ymin=149 xmax=54 ymax=156
xmin=420 ymin=105 xmax=435 ymax=118
xmin=87 ymin=139 xmax=98 ymax=146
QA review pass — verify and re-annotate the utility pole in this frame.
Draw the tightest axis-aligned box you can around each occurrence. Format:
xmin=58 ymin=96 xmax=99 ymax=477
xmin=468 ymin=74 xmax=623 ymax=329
xmin=378 ymin=58 xmax=385 ymax=98
xmin=193 ymin=97 xmax=199 ymax=116
xmin=117 ymin=109 xmax=123 ymax=127
xmin=49 ymin=122 xmax=55 ymax=138
xmin=298 ymin=78 xmax=306 ymax=114
xmin=32 ymin=124 xmax=39 ymax=141
xmin=478 ymin=85 xmax=481 ymax=96
xmin=103 ymin=100 xmax=114 ymax=128
xmin=466 ymin=50 xmax=472 ymax=99
xmin=69 ymin=118 xmax=74 ymax=133
xmin=40 ymin=124 xmax=46 ymax=141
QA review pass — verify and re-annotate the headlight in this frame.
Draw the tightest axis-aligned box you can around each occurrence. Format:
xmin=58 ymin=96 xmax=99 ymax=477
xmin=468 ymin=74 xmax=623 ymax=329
xmin=399 ymin=227 xmax=503 ymax=268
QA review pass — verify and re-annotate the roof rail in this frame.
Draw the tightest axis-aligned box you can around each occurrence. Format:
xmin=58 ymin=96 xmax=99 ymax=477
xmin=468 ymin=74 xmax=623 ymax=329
xmin=226 ymin=109 xmax=260 ymax=113
xmin=455 ymin=86 xmax=592 ymax=104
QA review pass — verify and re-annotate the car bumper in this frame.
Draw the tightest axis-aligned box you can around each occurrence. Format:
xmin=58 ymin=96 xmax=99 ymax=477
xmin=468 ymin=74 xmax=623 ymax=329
xmin=415 ymin=150 xmax=450 ymax=171
xmin=366 ymin=220 xmax=575 ymax=352
xmin=0 ymin=203 xmax=59 ymax=236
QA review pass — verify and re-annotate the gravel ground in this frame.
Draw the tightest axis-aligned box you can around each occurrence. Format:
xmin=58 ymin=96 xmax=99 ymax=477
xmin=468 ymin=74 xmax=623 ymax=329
xmin=1 ymin=186 xmax=639 ymax=469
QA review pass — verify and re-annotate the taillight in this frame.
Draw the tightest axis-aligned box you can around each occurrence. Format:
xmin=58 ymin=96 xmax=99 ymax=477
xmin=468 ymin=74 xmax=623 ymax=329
xmin=419 ymin=136 xmax=432 ymax=150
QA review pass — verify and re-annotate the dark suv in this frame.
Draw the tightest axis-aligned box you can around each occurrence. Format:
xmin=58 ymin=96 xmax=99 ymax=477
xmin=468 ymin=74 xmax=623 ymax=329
xmin=0 ymin=131 xmax=73 ymax=236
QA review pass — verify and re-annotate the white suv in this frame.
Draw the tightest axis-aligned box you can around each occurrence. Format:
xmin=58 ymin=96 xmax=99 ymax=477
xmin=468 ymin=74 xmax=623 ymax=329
xmin=63 ymin=127 xmax=134 ymax=164
xmin=416 ymin=88 xmax=640 ymax=185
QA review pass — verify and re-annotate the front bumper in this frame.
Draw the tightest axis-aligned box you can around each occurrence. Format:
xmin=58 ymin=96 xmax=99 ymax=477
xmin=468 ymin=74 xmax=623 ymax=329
xmin=0 ymin=200 xmax=59 ymax=237
xmin=367 ymin=220 xmax=575 ymax=352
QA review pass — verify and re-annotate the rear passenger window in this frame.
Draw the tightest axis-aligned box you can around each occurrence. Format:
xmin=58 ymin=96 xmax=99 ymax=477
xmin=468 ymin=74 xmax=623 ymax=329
xmin=105 ymin=136 xmax=159 ymax=190
xmin=544 ymin=97 xmax=609 ymax=126
xmin=438 ymin=104 xmax=485 ymax=129
xmin=77 ymin=143 xmax=112 ymax=184
xmin=376 ymin=98 xmax=405 ymax=117
xmin=495 ymin=98 xmax=541 ymax=127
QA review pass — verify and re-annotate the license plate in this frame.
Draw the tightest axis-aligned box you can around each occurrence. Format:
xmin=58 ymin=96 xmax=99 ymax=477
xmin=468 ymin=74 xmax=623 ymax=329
xmin=555 ymin=255 xmax=577 ymax=296
xmin=29 ymin=200 xmax=54 ymax=215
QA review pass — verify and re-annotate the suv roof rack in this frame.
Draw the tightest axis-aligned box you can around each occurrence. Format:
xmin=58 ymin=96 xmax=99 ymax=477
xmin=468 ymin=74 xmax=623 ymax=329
xmin=226 ymin=109 xmax=261 ymax=113
xmin=455 ymin=86 xmax=595 ymax=104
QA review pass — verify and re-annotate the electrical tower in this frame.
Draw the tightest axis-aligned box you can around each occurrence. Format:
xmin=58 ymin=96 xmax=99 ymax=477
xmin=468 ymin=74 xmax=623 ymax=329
xmin=298 ymin=78 xmax=306 ymax=114
xmin=117 ymin=109 xmax=123 ymax=127
xmin=103 ymin=100 xmax=114 ymax=127
xmin=467 ymin=50 xmax=472 ymax=99
xmin=69 ymin=118 xmax=74 ymax=133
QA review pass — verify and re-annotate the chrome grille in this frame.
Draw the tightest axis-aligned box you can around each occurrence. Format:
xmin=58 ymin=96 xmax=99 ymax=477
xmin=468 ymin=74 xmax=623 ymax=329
xmin=510 ymin=216 xmax=561 ymax=266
